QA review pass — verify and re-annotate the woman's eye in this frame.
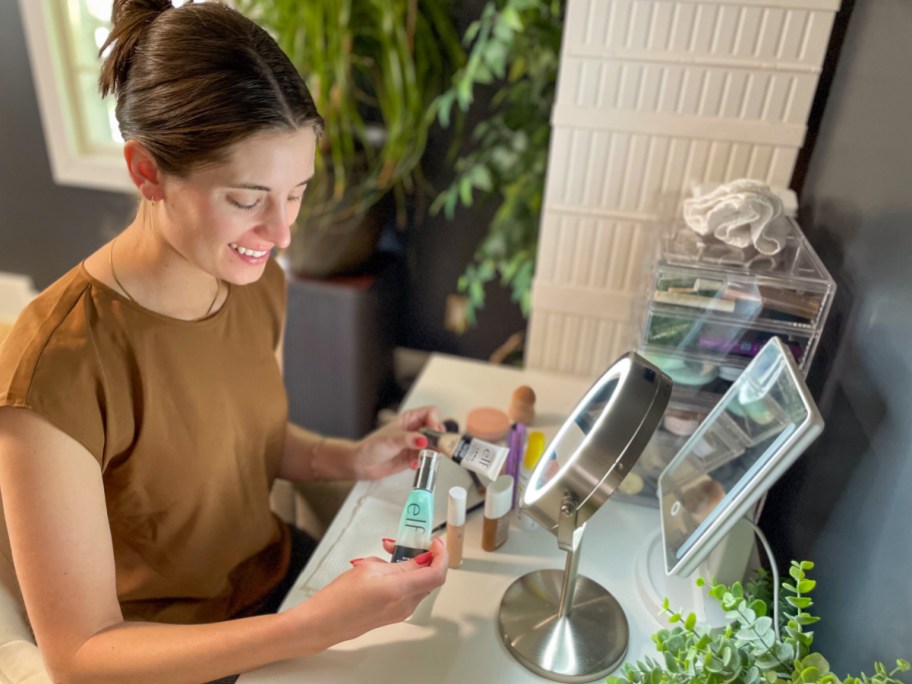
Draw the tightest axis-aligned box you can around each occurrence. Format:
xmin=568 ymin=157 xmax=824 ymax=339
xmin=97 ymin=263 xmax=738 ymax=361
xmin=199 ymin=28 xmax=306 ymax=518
xmin=228 ymin=197 xmax=260 ymax=211
xmin=288 ymin=195 xmax=302 ymax=202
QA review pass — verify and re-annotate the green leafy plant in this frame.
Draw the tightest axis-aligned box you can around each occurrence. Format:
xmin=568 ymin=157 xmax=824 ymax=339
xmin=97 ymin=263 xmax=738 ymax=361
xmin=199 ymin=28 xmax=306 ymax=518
xmin=608 ymin=561 xmax=910 ymax=684
xmin=236 ymin=0 xmax=465 ymax=264
xmin=434 ymin=0 xmax=563 ymax=326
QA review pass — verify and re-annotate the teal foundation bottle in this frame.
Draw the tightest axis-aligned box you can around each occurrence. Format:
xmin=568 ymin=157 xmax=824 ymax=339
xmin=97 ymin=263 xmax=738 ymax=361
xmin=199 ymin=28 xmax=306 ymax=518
xmin=391 ymin=450 xmax=439 ymax=563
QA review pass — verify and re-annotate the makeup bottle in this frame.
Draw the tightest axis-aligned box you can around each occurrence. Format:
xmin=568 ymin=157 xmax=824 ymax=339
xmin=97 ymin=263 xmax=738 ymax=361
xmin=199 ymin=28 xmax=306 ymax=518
xmin=390 ymin=450 xmax=439 ymax=563
xmin=482 ymin=475 xmax=514 ymax=551
xmin=420 ymin=428 xmax=510 ymax=481
xmin=446 ymin=486 xmax=466 ymax=568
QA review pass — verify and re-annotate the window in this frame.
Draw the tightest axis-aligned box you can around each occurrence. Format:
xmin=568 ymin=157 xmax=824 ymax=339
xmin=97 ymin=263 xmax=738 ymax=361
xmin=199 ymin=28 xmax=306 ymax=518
xmin=18 ymin=0 xmax=191 ymax=193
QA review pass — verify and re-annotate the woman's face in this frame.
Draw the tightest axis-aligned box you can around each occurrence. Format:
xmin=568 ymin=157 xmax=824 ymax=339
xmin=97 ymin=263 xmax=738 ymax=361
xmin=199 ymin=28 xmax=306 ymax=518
xmin=159 ymin=127 xmax=317 ymax=285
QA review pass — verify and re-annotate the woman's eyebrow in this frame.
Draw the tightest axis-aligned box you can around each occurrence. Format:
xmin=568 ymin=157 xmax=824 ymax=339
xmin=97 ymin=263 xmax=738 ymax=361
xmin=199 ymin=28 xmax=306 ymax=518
xmin=227 ymin=177 xmax=312 ymax=191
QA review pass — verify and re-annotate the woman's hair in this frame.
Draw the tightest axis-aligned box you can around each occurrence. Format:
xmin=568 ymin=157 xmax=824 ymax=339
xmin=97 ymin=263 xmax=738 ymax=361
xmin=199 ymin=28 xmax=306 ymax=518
xmin=99 ymin=0 xmax=324 ymax=176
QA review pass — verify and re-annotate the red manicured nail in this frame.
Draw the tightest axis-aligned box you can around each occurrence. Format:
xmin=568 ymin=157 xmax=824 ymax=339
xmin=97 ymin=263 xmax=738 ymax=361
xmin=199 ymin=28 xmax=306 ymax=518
xmin=382 ymin=538 xmax=395 ymax=545
xmin=410 ymin=460 xmax=418 ymax=470
xmin=414 ymin=552 xmax=432 ymax=566
xmin=349 ymin=558 xmax=364 ymax=566
xmin=416 ymin=436 xmax=429 ymax=449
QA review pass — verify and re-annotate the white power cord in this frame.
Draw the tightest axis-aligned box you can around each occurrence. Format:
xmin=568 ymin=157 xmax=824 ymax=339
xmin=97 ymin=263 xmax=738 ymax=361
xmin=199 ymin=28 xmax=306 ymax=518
xmin=744 ymin=517 xmax=780 ymax=641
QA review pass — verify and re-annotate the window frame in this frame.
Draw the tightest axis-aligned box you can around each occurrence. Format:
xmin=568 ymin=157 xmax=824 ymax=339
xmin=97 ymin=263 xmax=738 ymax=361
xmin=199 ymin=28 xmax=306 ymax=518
xmin=18 ymin=0 xmax=133 ymax=194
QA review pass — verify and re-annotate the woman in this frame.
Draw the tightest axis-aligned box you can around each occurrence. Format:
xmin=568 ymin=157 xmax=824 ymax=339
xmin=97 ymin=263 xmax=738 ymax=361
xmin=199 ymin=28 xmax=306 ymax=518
xmin=0 ymin=1 xmax=447 ymax=682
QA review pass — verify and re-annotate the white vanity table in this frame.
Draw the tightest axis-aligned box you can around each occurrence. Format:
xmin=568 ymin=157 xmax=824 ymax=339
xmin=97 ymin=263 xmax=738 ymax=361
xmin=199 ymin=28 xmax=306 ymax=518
xmin=239 ymin=354 xmax=676 ymax=684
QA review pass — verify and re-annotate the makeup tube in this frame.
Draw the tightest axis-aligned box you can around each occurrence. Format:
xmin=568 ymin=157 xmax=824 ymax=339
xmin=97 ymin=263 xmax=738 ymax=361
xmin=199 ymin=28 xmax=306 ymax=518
xmin=420 ymin=428 xmax=509 ymax=481
xmin=390 ymin=450 xmax=439 ymax=563
xmin=447 ymin=486 xmax=466 ymax=568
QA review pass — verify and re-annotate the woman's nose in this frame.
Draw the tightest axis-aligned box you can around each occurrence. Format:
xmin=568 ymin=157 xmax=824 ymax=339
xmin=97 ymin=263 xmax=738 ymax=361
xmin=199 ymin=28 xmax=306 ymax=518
xmin=261 ymin=199 xmax=292 ymax=249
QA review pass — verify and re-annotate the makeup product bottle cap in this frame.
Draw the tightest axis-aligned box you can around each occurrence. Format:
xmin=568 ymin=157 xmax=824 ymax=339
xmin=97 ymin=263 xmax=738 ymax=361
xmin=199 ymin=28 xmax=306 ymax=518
xmin=420 ymin=428 xmax=444 ymax=446
xmin=448 ymin=486 xmax=467 ymax=526
xmin=485 ymin=475 xmax=514 ymax=520
xmin=523 ymin=431 xmax=546 ymax=470
xmin=413 ymin=450 xmax=439 ymax=491
xmin=466 ymin=407 xmax=511 ymax=442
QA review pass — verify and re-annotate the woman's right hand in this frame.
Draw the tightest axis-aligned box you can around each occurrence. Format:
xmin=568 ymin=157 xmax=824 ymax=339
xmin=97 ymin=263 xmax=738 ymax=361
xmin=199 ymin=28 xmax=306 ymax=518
xmin=292 ymin=536 xmax=448 ymax=650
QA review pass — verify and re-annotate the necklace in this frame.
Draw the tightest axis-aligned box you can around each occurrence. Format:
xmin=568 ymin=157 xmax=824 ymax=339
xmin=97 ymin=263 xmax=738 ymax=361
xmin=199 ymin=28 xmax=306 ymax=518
xmin=109 ymin=239 xmax=221 ymax=318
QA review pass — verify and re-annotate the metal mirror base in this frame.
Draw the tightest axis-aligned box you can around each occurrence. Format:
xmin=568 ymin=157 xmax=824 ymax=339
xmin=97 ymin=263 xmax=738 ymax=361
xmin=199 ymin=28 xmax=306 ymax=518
xmin=498 ymin=569 xmax=629 ymax=683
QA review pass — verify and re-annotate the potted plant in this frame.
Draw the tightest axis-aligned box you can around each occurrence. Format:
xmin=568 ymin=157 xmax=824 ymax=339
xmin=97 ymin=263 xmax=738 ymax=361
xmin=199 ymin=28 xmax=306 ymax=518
xmin=236 ymin=0 xmax=465 ymax=277
xmin=608 ymin=561 xmax=910 ymax=684
xmin=434 ymin=0 xmax=563 ymax=325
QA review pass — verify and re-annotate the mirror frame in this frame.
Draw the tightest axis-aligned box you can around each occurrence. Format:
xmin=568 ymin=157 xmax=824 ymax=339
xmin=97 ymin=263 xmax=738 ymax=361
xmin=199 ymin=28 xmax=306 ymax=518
xmin=523 ymin=352 xmax=672 ymax=532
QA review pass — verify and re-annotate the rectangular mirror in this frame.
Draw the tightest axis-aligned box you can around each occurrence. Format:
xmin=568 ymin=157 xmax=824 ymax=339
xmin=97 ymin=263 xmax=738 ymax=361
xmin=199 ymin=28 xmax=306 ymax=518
xmin=659 ymin=337 xmax=823 ymax=576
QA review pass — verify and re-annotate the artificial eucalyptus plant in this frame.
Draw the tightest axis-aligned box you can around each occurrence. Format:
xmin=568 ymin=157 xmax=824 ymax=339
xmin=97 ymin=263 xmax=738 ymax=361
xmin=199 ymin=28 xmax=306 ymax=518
xmin=609 ymin=561 xmax=910 ymax=684
xmin=434 ymin=0 xmax=563 ymax=325
xmin=236 ymin=0 xmax=464 ymax=246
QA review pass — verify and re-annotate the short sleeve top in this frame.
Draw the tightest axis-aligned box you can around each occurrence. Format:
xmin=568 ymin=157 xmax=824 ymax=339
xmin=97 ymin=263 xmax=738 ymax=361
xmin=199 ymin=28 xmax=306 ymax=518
xmin=0 ymin=258 xmax=291 ymax=624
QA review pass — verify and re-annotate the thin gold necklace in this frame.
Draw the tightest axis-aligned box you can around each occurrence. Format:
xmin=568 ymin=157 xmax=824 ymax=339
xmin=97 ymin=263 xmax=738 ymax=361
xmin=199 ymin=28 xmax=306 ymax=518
xmin=109 ymin=239 xmax=221 ymax=318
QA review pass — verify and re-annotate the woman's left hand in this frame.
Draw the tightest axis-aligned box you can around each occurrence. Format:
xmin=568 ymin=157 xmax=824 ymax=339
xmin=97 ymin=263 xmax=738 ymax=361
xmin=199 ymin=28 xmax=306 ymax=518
xmin=350 ymin=406 xmax=444 ymax=480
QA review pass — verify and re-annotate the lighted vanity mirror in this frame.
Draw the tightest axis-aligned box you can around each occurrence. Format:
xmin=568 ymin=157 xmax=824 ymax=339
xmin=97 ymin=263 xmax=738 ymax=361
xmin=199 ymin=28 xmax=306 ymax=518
xmin=522 ymin=353 xmax=672 ymax=533
xmin=659 ymin=337 xmax=824 ymax=577
xmin=500 ymin=352 xmax=672 ymax=683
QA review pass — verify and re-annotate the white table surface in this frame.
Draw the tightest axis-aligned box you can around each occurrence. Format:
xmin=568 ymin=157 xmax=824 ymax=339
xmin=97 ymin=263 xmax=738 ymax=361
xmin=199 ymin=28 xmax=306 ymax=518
xmin=239 ymin=354 xmax=673 ymax=684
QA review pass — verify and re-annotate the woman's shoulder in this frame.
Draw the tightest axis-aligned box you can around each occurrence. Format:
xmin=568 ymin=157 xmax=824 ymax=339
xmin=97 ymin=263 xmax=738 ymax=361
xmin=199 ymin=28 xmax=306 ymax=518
xmin=0 ymin=265 xmax=110 ymax=460
xmin=0 ymin=265 xmax=104 ymax=402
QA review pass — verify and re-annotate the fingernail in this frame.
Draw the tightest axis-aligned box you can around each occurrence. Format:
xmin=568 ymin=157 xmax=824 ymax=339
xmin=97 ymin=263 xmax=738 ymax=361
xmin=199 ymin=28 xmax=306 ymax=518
xmin=415 ymin=436 xmax=429 ymax=449
xmin=349 ymin=558 xmax=364 ymax=566
xmin=414 ymin=552 xmax=433 ymax=566
xmin=382 ymin=538 xmax=395 ymax=544
xmin=410 ymin=460 xmax=418 ymax=470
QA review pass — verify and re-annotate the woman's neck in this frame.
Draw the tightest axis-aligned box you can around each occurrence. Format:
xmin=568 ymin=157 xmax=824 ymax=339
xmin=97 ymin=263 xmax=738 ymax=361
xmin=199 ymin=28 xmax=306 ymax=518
xmin=89 ymin=209 xmax=224 ymax=320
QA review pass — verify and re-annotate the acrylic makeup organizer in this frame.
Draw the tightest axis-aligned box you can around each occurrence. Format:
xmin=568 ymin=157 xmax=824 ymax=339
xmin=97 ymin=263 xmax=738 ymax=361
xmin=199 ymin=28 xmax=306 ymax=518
xmin=618 ymin=216 xmax=835 ymax=507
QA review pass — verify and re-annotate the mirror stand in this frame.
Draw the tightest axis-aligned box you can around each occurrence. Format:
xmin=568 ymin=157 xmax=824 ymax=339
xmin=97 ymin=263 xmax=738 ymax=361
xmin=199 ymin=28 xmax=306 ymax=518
xmin=497 ymin=492 xmax=630 ymax=682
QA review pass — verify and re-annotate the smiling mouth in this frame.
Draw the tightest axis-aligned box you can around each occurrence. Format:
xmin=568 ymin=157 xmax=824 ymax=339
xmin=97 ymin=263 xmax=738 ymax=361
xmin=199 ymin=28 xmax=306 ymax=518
xmin=229 ymin=242 xmax=269 ymax=258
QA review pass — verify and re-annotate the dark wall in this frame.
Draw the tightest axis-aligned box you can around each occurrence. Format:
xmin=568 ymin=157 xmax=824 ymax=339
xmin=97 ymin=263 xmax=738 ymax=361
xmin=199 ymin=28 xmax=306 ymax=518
xmin=761 ymin=0 xmax=912 ymax=675
xmin=0 ymin=1 xmax=135 ymax=288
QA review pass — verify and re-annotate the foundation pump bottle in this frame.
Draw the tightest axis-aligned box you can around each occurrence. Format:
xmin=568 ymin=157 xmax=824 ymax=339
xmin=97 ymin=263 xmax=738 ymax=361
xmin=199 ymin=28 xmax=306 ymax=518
xmin=390 ymin=450 xmax=439 ymax=563
xmin=483 ymin=475 xmax=514 ymax=551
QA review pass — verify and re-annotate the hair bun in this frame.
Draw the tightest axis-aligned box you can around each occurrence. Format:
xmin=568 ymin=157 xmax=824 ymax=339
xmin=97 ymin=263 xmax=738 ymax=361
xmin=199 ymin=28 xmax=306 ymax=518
xmin=99 ymin=0 xmax=178 ymax=98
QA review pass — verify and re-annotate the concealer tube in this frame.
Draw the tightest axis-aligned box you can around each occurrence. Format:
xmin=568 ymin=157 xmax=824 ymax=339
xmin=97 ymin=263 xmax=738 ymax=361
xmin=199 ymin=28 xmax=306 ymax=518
xmin=447 ymin=486 xmax=466 ymax=569
xmin=421 ymin=428 xmax=510 ymax=480
xmin=482 ymin=475 xmax=514 ymax=552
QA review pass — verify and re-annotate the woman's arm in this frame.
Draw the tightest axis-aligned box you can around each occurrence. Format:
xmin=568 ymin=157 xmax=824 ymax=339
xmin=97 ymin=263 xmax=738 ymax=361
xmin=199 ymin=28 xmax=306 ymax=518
xmin=278 ymin=407 xmax=443 ymax=483
xmin=273 ymin=318 xmax=443 ymax=483
xmin=0 ymin=407 xmax=446 ymax=683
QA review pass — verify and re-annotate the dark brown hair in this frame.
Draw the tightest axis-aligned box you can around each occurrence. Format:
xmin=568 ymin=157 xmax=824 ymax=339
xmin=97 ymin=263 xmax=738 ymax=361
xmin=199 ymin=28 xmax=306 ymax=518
xmin=99 ymin=0 xmax=324 ymax=176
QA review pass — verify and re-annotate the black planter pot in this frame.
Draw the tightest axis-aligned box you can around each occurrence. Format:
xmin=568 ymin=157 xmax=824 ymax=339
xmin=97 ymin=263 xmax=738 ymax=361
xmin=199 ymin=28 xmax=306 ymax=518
xmin=288 ymin=192 xmax=392 ymax=279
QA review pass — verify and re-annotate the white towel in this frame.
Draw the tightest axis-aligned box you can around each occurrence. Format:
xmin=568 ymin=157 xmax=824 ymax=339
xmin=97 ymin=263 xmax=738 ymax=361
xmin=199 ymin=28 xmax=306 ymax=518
xmin=683 ymin=180 xmax=788 ymax=255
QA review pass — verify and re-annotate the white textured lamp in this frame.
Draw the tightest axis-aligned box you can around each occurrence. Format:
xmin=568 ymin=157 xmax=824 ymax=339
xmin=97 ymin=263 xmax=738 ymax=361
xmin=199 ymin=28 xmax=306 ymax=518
xmin=498 ymin=352 xmax=672 ymax=682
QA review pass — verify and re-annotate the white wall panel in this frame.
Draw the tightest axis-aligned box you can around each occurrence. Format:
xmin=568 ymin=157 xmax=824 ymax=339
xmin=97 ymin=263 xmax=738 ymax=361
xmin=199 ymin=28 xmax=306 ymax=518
xmin=526 ymin=0 xmax=838 ymax=378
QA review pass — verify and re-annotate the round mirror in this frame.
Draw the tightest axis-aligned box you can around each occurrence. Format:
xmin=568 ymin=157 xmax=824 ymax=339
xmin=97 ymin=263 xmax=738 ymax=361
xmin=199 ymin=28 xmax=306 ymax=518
xmin=522 ymin=352 xmax=672 ymax=533
xmin=500 ymin=352 xmax=673 ymax=682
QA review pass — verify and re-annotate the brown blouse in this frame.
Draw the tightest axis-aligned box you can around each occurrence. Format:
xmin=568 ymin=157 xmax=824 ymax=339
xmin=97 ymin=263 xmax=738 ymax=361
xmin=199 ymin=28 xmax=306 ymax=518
xmin=0 ymin=258 xmax=291 ymax=624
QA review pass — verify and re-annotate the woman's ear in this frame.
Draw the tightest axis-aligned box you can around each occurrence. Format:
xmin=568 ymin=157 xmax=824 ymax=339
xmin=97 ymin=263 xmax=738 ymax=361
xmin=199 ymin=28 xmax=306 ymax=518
xmin=123 ymin=140 xmax=163 ymax=202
